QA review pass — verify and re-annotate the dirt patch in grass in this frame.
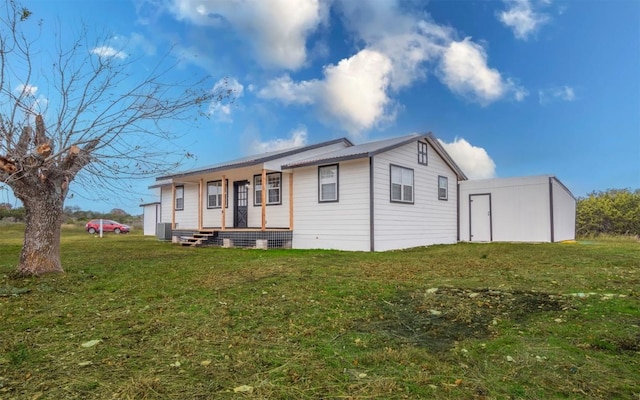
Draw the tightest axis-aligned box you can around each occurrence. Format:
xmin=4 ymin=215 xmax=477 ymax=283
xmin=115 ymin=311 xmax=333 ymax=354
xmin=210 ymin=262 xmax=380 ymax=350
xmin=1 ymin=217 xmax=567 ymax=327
xmin=360 ymin=287 xmax=571 ymax=352
xmin=587 ymin=332 xmax=640 ymax=353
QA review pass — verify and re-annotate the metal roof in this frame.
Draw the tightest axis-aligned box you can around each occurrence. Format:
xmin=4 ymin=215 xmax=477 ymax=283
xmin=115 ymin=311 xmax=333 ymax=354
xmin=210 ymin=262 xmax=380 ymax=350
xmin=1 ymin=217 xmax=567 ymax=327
xmin=283 ymin=132 xmax=468 ymax=180
xmin=152 ymin=132 xmax=468 ymax=184
xmin=155 ymin=137 xmax=353 ymax=181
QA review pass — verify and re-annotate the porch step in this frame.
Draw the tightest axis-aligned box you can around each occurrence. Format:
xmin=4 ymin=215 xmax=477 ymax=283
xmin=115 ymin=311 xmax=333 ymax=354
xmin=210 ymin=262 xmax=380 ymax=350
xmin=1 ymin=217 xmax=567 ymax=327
xmin=179 ymin=230 xmax=217 ymax=247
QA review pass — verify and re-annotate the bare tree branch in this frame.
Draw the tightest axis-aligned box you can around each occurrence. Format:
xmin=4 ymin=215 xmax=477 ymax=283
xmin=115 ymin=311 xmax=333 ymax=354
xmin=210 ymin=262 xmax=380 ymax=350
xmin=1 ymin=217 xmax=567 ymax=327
xmin=0 ymin=1 xmax=231 ymax=275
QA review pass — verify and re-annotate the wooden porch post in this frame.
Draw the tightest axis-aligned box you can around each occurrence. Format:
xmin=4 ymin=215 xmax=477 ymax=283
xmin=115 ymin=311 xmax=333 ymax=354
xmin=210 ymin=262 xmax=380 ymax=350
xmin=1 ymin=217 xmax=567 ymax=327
xmin=221 ymin=175 xmax=226 ymax=230
xmin=261 ymin=168 xmax=267 ymax=231
xmin=289 ymin=173 xmax=294 ymax=230
xmin=171 ymin=183 xmax=176 ymax=230
xmin=198 ymin=178 xmax=203 ymax=230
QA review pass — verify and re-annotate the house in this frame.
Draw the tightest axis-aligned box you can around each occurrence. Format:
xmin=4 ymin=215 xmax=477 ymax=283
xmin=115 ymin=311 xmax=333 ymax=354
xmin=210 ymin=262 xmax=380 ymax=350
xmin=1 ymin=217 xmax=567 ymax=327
xmin=144 ymin=133 xmax=576 ymax=250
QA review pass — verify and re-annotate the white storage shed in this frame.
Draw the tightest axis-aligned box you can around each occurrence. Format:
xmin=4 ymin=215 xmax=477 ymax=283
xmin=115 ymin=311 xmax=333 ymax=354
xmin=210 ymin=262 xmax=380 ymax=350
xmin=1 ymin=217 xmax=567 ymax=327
xmin=140 ymin=202 xmax=161 ymax=236
xmin=458 ymin=175 xmax=575 ymax=243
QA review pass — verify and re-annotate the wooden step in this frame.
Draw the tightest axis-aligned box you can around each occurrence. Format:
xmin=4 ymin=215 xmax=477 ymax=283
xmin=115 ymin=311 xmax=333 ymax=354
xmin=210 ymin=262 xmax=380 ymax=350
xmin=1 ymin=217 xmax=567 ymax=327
xmin=179 ymin=230 xmax=218 ymax=247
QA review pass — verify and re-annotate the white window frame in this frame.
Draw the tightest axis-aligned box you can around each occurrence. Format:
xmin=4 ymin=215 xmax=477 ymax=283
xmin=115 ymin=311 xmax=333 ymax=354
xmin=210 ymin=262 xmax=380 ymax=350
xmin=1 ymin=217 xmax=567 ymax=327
xmin=254 ymin=172 xmax=282 ymax=206
xmin=390 ymin=165 xmax=414 ymax=204
xmin=438 ymin=176 xmax=448 ymax=200
xmin=207 ymin=180 xmax=228 ymax=209
xmin=318 ymin=164 xmax=339 ymax=202
xmin=418 ymin=141 xmax=428 ymax=165
xmin=175 ymin=186 xmax=184 ymax=211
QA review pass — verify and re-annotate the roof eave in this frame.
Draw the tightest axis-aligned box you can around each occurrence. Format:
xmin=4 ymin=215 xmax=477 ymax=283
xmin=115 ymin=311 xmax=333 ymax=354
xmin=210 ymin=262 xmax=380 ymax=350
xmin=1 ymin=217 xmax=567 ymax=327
xmin=424 ymin=132 xmax=468 ymax=181
xmin=156 ymin=137 xmax=353 ymax=181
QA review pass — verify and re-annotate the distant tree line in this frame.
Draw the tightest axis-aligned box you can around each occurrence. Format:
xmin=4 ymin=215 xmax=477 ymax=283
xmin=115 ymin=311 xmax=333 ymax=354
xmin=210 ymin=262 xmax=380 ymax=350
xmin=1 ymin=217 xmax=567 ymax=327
xmin=576 ymin=189 xmax=640 ymax=236
xmin=0 ymin=204 xmax=141 ymax=226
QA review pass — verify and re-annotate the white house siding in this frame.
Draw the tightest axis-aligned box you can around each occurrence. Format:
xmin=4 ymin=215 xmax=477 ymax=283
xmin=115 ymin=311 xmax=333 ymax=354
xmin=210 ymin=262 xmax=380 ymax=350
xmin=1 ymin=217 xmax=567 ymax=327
xmin=292 ymin=159 xmax=370 ymax=251
xmin=173 ymin=183 xmax=199 ymax=229
xmin=551 ymin=178 xmax=576 ymax=241
xmin=200 ymin=173 xmax=234 ymax=229
xmin=239 ymin=171 xmax=290 ymax=228
xmin=459 ymin=176 xmax=555 ymax=242
xmin=159 ymin=184 xmax=198 ymax=228
xmin=373 ymin=140 xmax=458 ymax=251
xmin=160 ymin=187 xmax=173 ymax=224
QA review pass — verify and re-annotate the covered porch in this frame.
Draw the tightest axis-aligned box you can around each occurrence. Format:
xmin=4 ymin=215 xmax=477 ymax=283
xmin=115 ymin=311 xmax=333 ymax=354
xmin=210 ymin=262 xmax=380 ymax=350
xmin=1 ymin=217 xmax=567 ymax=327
xmin=157 ymin=163 xmax=295 ymax=248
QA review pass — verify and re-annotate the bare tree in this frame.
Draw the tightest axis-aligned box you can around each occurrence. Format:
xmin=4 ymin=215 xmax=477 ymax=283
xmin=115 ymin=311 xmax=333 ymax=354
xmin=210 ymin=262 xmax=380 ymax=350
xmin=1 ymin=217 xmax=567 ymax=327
xmin=0 ymin=2 xmax=230 ymax=275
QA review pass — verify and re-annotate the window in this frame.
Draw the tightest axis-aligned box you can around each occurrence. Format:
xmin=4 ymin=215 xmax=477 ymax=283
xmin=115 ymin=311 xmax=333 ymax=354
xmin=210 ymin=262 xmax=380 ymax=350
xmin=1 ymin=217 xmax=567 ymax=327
xmin=175 ymin=186 xmax=184 ymax=210
xmin=318 ymin=164 xmax=339 ymax=202
xmin=390 ymin=165 xmax=414 ymax=203
xmin=207 ymin=180 xmax=228 ymax=208
xmin=438 ymin=176 xmax=448 ymax=200
xmin=254 ymin=172 xmax=282 ymax=205
xmin=418 ymin=141 xmax=428 ymax=165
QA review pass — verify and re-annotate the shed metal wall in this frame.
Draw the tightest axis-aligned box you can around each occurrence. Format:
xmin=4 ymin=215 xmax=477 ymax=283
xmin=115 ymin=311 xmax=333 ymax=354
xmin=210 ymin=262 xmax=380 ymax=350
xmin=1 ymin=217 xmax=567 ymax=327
xmin=459 ymin=175 xmax=575 ymax=243
xmin=551 ymin=178 xmax=576 ymax=241
xmin=142 ymin=203 xmax=160 ymax=236
xmin=373 ymin=140 xmax=459 ymax=251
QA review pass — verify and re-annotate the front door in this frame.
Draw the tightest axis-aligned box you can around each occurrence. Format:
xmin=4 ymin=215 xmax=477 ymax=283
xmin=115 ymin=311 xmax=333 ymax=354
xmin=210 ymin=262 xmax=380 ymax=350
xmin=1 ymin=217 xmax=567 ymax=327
xmin=470 ymin=194 xmax=492 ymax=242
xmin=234 ymin=180 xmax=249 ymax=228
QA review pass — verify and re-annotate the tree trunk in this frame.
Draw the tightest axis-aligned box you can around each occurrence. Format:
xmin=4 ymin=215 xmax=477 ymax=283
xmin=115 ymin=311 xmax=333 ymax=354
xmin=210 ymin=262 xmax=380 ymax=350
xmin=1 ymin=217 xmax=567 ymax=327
xmin=16 ymin=185 xmax=65 ymax=276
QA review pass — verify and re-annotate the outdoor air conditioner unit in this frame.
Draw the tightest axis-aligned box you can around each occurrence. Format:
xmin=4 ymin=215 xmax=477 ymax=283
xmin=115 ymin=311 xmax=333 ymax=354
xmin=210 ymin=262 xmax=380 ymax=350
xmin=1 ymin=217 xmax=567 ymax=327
xmin=156 ymin=223 xmax=172 ymax=241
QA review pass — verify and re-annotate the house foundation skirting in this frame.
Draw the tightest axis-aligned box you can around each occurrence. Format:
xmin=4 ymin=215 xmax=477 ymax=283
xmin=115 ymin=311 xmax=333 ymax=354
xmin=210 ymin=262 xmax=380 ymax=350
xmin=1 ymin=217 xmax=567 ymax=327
xmin=172 ymin=229 xmax=293 ymax=249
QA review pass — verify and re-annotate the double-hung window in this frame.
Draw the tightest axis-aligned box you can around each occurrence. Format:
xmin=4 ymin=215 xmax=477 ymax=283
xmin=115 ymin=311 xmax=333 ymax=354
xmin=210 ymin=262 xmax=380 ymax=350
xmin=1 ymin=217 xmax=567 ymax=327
xmin=438 ymin=176 xmax=448 ymax=200
xmin=175 ymin=186 xmax=184 ymax=210
xmin=418 ymin=141 xmax=428 ymax=165
xmin=390 ymin=165 xmax=414 ymax=203
xmin=318 ymin=164 xmax=338 ymax=202
xmin=254 ymin=172 xmax=282 ymax=205
xmin=207 ymin=180 xmax=227 ymax=208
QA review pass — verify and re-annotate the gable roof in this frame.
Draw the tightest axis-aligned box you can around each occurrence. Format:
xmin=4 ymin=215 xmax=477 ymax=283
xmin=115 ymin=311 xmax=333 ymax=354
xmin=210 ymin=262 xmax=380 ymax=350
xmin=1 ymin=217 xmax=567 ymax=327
xmin=152 ymin=132 xmax=468 ymax=185
xmin=283 ymin=132 xmax=468 ymax=180
xmin=155 ymin=137 xmax=353 ymax=181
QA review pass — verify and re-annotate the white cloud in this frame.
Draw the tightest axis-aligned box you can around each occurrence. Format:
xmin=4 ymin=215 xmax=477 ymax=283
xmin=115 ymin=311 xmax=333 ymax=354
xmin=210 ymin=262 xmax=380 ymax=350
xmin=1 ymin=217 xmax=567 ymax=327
xmin=258 ymin=49 xmax=394 ymax=136
xmin=539 ymin=85 xmax=576 ymax=104
xmin=14 ymin=84 xmax=48 ymax=115
xmin=333 ymin=1 xmax=525 ymax=123
xmin=258 ymin=75 xmax=318 ymax=105
xmin=336 ymin=1 xmax=452 ymax=91
xmin=169 ymin=0 xmax=326 ymax=70
xmin=438 ymin=38 xmax=526 ymax=104
xmin=321 ymin=50 xmax=393 ymax=133
xmin=251 ymin=127 xmax=308 ymax=153
xmin=438 ymin=138 xmax=496 ymax=179
xmin=497 ymin=0 xmax=549 ymax=40
xmin=513 ymin=83 xmax=530 ymax=101
xmin=202 ymin=0 xmax=526 ymax=134
xmin=15 ymin=84 xmax=38 ymax=96
xmin=209 ymin=78 xmax=244 ymax=121
xmin=90 ymin=46 xmax=127 ymax=60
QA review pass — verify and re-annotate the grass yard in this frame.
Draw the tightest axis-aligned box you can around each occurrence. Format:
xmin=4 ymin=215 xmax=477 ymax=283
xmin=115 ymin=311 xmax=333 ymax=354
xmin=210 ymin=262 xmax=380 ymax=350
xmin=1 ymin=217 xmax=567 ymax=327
xmin=0 ymin=225 xmax=639 ymax=399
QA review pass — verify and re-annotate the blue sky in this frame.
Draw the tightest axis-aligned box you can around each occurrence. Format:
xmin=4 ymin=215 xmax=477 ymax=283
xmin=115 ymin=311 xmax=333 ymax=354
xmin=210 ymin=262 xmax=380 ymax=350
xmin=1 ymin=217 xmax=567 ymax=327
xmin=1 ymin=0 xmax=639 ymax=215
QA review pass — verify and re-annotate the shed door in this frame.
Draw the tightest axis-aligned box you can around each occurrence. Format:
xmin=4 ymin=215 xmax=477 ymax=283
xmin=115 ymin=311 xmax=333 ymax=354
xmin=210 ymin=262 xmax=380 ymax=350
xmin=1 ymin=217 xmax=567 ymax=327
xmin=470 ymin=194 xmax=492 ymax=242
xmin=234 ymin=180 xmax=249 ymax=228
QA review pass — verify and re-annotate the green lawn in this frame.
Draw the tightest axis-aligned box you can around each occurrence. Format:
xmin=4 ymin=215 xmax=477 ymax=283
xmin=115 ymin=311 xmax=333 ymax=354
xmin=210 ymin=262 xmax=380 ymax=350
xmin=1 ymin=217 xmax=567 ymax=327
xmin=0 ymin=225 xmax=638 ymax=399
